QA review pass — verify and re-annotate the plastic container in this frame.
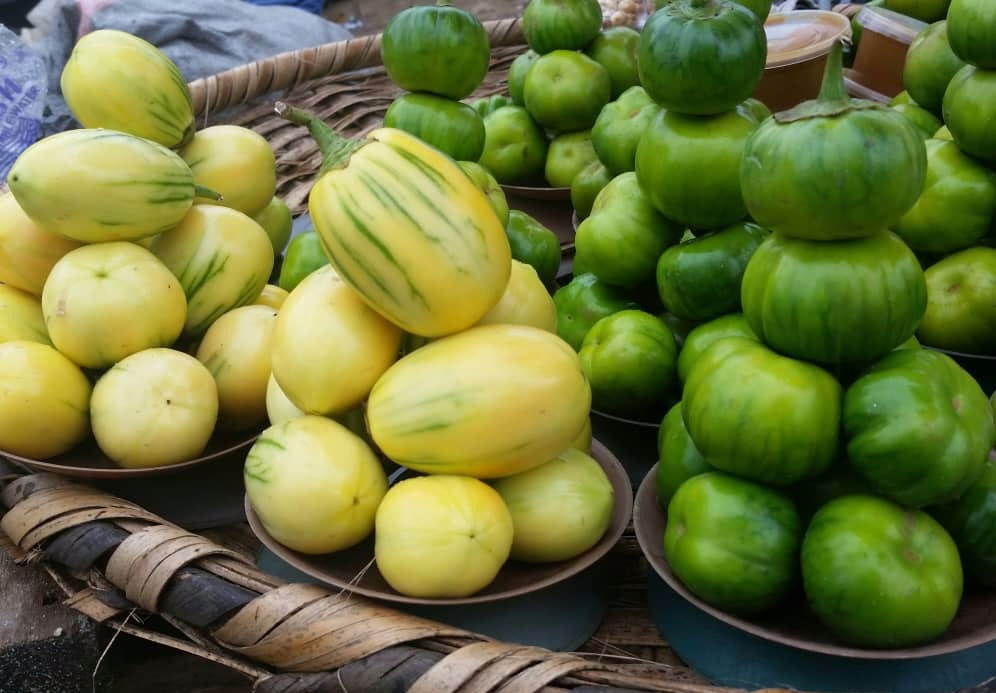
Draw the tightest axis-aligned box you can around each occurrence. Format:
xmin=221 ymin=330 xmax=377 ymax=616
xmin=753 ymin=11 xmax=853 ymax=113
xmin=847 ymin=7 xmax=927 ymax=100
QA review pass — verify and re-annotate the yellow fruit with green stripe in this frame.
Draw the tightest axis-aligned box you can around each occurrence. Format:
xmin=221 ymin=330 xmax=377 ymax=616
xmin=8 ymin=129 xmax=206 ymax=243
xmin=151 ymin=205 xmax=274 ymax=338
xmin=0 ymin=192 xmax=82 ymax=296
xmin=476 ymin=259 xmax=557 ymax=332
xmin=367 ymin=324 xmax=591 ymax=478
xmin=60 ymin=29 xmax=195 ymax=148
xmin=0 ymin=284 xmax=50 ymax=346
xmin=278 ymin=105 xmax=511 ymax=337
xmin=181 ymin=125 xmax=277 ymax=217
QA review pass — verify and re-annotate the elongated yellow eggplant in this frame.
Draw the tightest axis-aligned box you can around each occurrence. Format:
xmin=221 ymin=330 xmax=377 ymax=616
xmin=276 ymin=103 xmax=511 ymax=337
xmin=8 ymin=129 xmax=214 ymax=243
xmin=61 ymin=29 xmax=195 ymax=148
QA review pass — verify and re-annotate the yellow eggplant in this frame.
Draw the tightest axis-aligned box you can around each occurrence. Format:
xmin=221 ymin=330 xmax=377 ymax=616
xmin=0 ymin=191 xmax=82 ymax=296
xmin=276 ymin=103 xmax=511 ymax=337
xmin=60 ymin=29 xmax=195 ymax=148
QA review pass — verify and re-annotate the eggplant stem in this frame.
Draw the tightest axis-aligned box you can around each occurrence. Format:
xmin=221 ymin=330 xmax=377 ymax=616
xmin=818 ymin=41 xmax=849 ymax=103
xmin=274 ymin=101 xmax=362 ymax=174
xmin=193 ymin=184 xmax=223 ymax=201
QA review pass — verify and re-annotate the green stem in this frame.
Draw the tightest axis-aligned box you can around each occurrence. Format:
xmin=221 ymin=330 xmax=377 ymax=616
xmin=274 ymin=101 xmax=363 ymax=175
xmin=818 ymin=41 xmax=849 ymax=103
xmin=194 ymin=184 xmax=223 ymax=201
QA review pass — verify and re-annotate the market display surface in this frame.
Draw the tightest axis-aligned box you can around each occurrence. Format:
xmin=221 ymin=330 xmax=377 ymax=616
xmin=2 ymin=0 xmax=996 ymax=690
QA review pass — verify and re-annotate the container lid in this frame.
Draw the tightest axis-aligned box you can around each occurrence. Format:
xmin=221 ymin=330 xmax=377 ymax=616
xmin=855 ymin=6 xmax=927 ymax=43
xmin=764 ymin=10 xmax=853 ymax=69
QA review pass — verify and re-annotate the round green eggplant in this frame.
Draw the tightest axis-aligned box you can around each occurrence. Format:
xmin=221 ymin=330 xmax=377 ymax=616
xmin=884 ymin=0 xmax=951 ymax=22
xmin=380 ymin=1 xmax=490 ymax=99
xmin=478 ymin=106 xmax=548 ymax=184
xmin=918 ymin=247 xmax=996 ymax=354
xmin=893 ymin=139 xmax=996 ymax=254
xmin=947 ymin=0 xmax=996 ymax=68
xmin=741 ymin=43 xmax=927 ymax=240
xmin=740 ymin=231 xmax=927 ymax=368
xmin=553 ymin=273 xmax=640 ymax=351
xmin=638 ymin=0 xmax=767 ymax=116
xmin=943 ymin=65 xmax=996 ymax=165
xmin=656 ymin=402 xmax=710 ymax=506
xmin=579 ymin=309 xmax=677 ymax=415
xmin=636 ymin=106 xmax=758 ymax=230
xmin=545 ymin=130 xmax=598 ymax=188
xmin=802 ymin=495 xmax=963 ymax=648
xmin=570 ymin=159 xmax=612 ymax=220
xmin=585 ymin=26 xmax=640 ymax=98
xmin=523 ymin=50 xmax=612 ymax=132
xmin=933 ymin=456 xmax=996 ymax=587
xmin=656 ymin=221 xmax=768 ymax=322
xmin=470 ymin=94 xmax=515 ymax=119
xmin=574 ymin=172 xmax=684 ymax=289
xmin=683 ymin=337 xmax=842 ymax=486
xmin=458 ymin=160 xmax=510 ymax=227
xmin=522 ymin=0 xmax=603 ymax=55
xmin=591 ymin=86 xmax=661 ymax=176
xmin=383 ymin=93 xmax=485 ymax=161
xmin=505 ymin=209 xmax=561 ymax=284
xmin=676 ymin=312 xmax=757 ymax=384
xmin=665 ymin=472 xmax=801 ymax=615
xmin=844 ymin=348 xmax=995 ymax=508
xmin=891 ymin=103 xmax=943 ymax=139
xmin=903 ymin=21 xmax=966 ymax=114
xmin=658 ymin=0 xmax=773 ymax=15
xmin=277 ymin=230 xmax=328 ymax=292
xmin=508 ymin=50 xmax=540 ymax=105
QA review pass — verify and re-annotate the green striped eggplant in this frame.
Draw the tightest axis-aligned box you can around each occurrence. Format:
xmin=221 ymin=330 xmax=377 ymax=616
xmin=7 ymin=129 xmax=215 ymax=243
xmin=276 ymin=103 xmax=511 ymax=337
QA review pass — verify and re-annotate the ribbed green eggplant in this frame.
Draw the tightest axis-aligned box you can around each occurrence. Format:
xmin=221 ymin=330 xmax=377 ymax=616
xmin=741 ymin=231 xmax=927 ymax=368
xmin=947 ymin=0 xmax=996 ymax=68
xmin=522 ymin=0 xmax=602 ymax=54
xmin=591 ymin=86 xmax=661 ymax=176
xmin=934 ymin=457 xmax=996 ymax=586
xmin=656 ymin=401 xmax=710 ymax=506
xmin=943 ymin=65 xmax=996 ymax=165
xmin=383 ymin=93 xmax=485 ymax=162
xmin=903 ymin=21 xmax=966 ymax=114
xmin=676 ymin=312 xmax=757 ymax=383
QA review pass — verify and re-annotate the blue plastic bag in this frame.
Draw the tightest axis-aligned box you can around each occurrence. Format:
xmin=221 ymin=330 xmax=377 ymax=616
xmin=0 ymin=25 xmax=46 ymax=183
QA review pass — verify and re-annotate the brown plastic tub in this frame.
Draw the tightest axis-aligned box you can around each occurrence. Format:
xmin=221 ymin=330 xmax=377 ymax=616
xmin=848 ymin=6 xmax=927 ymax=99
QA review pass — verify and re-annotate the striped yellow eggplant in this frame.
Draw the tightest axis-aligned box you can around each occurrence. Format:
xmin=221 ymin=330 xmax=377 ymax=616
xmin=8 ymin=129 xmax=214 ymax=243
xmin=277 ymin=103 xmax=511 ymax=337
xmin=61 ymin=29 xmax=195 ymax=148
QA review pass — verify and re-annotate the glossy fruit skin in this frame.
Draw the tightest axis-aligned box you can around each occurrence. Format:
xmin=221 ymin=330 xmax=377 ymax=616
xmin=943 ymin=65 xmax=996 ymax=165
xmin=470 ymin=94 xmax=515 ymax=119
xmin=665 ymin=472 xmax=802 ymax=615
xmin=918 ymin=247 xmax=996 ymax=353
xmin=885 ymin=0 xmax=951 ymax=22
xmin=0 ymin=285 xmax=49 ymax=346
xmin=638 ymin=0 xmax=767 ymax=116
xmin=656 ymin=402 xmax=710 ymax=506
xmin=844 ymin=349 xmax=995 ymax=508
xmin=676 ymin=313 xmax=756 ymax=384
xmin=683 ymin=337 xmax=841 ymax=486
xmin=947 ymin=0 xmax=996 ymax=68
xmin=0 ymin=192 xmax=82 ymax=296
xmin=367 ymin=324 xmax=592 ymax=479
xmin=277 ymin=230 xmax=328 ymax=293
xmin=380 ymin=2 xmax=490 ymax=99
xmin=545 ymin=130 xmax=598 ymax=188
xmin=60 ymin=29 xmax=194 ymax=148
xmin=553 ymin=273 xmax=640 ymax=351
xmin=479 ymin=106 xmax=549 ymax=184
xmin=585 ymin=26 xmax=641 ymax=98
xmin=741 ymin=231 xmax=927 ymax=367
xmin=383 ymin=93 xmax=485 ymax=162
xmin=903 ymin=21 xmax=966 ymax=114
xmin=656 ymin=221 xmax=768 ymax=322
xmin=591 ymin=86 xmax=662 ymax=176
xmin=894 ymin=139 xmax=996 ymax=254
xmin=933 ymin=457 xmax=996 ymax=586
xmin=522 ymin=0 xmax=603 ymax=55
xmin=801 ymin=495 xmax=963 ymax=648
xmin=477 ymin=260 xmax=557 ymax=333
xmin=181 ymin=125 xmax=277 ymax=217
xmin=579 ymin=309 xmax=677 ymax=415
xmin=458 ymin=161 xmax=510 ymax=227
xmin=571 ymin=159 xmax=612 ymax=220
xmin=524 ymin=50 xmax=612 ymax=132
xmin=575 ymin=172 xmax=683 ymax=290
xmin=505 ymin=210 xmax=562 ymax=284
xmin=741 ymin=102 xmax=927 ymax=240
xmin=636 ymin=107 xmax=758 ymax=230
xmin=892 ymin=103 xmax=943 ymax=139
xmin=508 ymin=50 xmax=540 ymax=105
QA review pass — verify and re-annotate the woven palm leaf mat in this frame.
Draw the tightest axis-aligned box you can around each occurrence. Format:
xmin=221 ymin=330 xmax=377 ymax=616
xmin=0 ymin=461 xmax=794 ymax=693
